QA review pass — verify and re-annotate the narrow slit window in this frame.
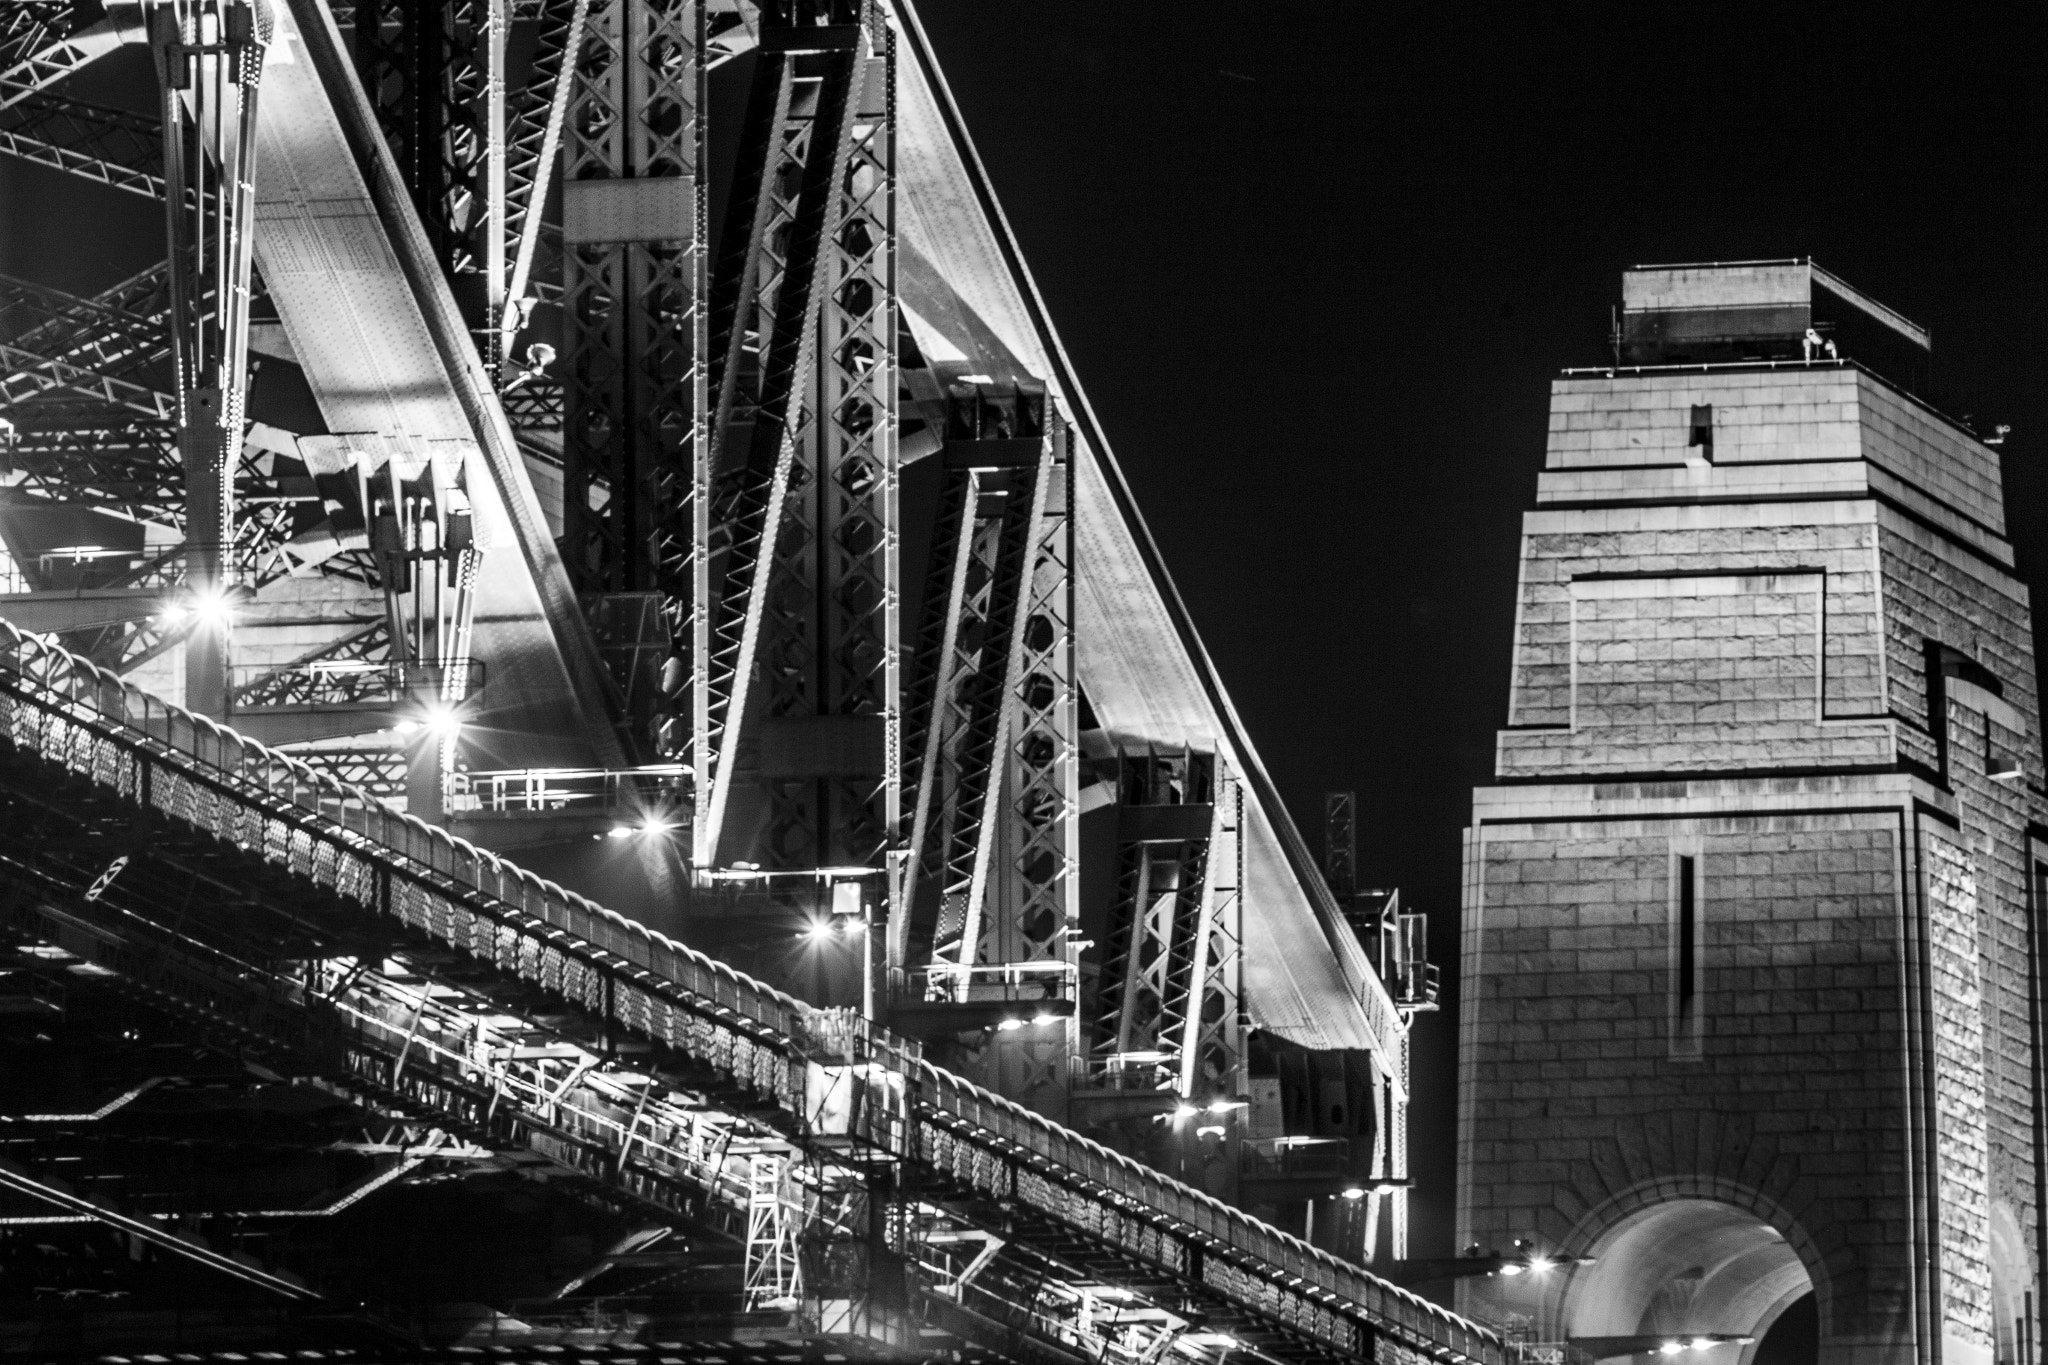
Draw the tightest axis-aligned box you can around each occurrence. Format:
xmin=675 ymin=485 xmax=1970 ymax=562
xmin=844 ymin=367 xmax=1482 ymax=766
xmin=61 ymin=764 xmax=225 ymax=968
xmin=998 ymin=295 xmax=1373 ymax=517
xmin=1671 ymin=852 xmax=1703 ymax=1058
xmin=1688 ymin=404 xmax=1714 ymax=460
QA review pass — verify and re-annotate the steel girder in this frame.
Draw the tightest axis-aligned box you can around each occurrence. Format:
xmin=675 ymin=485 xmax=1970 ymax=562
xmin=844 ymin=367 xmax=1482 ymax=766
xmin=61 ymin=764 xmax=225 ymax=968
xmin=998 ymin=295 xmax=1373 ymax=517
xmin=146 ymin=0 xmax=271 ymax=715
xmin=0 ymin=91 xmax=165 ymax=197
xmin=501 ymin=0 xmax=589 ymax=339
xmin=0 ymin=7 xmax=145 ymax=114
xmin=890 ymin=403 xmax=1075 ymax=1113
xmin=693 ymin=2 xmax=881 ymax=867
xmin=353 ymin=0 xmax=510 ymax=365
xmin=753 ymin=33 xmax=897 ymax=881
xmin=560 ymin=0 xmax=707 ymax=759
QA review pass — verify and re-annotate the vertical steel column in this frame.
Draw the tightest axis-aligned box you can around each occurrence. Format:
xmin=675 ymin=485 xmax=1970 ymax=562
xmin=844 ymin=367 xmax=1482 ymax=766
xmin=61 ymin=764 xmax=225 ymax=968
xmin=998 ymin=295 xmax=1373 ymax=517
xmin=561 ymin=0 xmax=706 ymax=755
xmin=1177 ymin=769 xmax=1244 ymax=1102
xmin=894 ymin=461 xmax=977 ymax=977
xmin=693 ymin=3 xmax=864 ymax=867
xmin=354 ymin=0 xmax=507 ymax=357
xmin=980 ymin=419 xmax=1076 ymax=1106
xmin=500 ymin=0 xmax=591 ymax=345
xmin=149 ymin=0 xmax=268 ymax=717
xmin=776 ymin=19 xmax=895 ymax=875
xmin=928 ymin=455 xmax=1046 ymax=980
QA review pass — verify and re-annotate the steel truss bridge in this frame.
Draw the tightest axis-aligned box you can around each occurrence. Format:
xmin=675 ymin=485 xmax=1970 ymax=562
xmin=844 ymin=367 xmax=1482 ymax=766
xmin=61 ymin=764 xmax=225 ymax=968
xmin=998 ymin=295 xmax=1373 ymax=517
xmin=0 ymin=1 xmax=1477 ymax=1359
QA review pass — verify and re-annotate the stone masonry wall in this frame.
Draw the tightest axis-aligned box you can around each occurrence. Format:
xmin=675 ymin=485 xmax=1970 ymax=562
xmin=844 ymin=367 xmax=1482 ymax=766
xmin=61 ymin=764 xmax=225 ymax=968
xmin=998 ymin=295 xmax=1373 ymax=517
xmin=1498 ymin=504 xmax=1892 ymax=778
xmin=1459 ymin=807 xmax=1917 ymax=1333
xmin=1464 ymin=353 xmax=2047 ymax=1362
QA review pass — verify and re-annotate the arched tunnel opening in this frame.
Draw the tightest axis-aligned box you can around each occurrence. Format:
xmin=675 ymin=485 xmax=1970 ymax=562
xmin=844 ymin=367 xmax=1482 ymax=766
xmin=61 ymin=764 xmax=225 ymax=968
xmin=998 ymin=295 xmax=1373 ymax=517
xmin=1566 ymin=1200 xmax=1815 ymax=1365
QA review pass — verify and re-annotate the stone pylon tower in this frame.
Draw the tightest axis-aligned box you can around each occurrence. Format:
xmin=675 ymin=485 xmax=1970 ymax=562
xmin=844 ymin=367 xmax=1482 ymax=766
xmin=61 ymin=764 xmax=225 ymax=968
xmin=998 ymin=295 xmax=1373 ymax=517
xmin=1458 ymin=261 xmax=2048 ymax=1365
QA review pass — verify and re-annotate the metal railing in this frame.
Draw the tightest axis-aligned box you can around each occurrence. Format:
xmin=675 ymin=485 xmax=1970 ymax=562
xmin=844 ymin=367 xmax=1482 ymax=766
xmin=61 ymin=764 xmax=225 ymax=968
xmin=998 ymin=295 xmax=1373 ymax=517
xmin=447 ymin=763 xmax=691 ymax=814
xmin=0 ymin=614 xmax=1498 ymax=1365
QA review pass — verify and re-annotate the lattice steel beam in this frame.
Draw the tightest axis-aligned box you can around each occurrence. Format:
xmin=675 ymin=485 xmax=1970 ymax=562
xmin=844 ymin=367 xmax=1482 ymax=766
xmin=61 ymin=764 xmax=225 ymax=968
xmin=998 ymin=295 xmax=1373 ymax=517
xmin=0 ymin=91 xmax=165 ymax=197
xmin=500 ymin=0 xmax=587 ymax=340
xmin=0 ymin=267 xmax=172 ymax=393
xmin=898 ymin=408 xmax=1056 ymax=983
xmin=695 ymin=5 xmax=866 ymax=864
xmin=561 ymin=0 xmax=707 ymax=765
xmin=0 ymin=8 xmax=144 ymax=113
xmin=755 ymin=27 xmax=897 ymax=882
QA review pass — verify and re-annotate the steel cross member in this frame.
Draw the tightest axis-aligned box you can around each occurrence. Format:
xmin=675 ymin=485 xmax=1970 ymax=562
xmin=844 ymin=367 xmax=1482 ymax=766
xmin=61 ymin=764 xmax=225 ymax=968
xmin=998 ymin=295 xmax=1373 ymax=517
xmin=146 ymin=0 xmax=270 ymax=717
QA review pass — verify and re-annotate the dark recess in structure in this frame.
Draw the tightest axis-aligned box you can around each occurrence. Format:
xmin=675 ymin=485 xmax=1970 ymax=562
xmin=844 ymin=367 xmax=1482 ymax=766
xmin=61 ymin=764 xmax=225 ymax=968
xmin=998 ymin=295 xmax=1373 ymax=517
xmin=1752 ymin=1292 xmax=1819 ymax=1365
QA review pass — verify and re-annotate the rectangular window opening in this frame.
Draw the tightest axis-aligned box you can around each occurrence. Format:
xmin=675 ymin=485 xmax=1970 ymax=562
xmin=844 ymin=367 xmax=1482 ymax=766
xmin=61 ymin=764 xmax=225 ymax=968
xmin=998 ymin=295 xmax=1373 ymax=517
xmin=1688 ymin=404 xmax=1714 ymax=461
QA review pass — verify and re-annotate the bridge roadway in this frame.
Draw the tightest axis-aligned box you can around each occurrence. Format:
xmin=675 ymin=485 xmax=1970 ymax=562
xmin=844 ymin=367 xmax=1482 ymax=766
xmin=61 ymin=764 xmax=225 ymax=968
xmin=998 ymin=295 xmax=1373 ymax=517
xmin=0 ymin=616 xmax=1494 ymax=1365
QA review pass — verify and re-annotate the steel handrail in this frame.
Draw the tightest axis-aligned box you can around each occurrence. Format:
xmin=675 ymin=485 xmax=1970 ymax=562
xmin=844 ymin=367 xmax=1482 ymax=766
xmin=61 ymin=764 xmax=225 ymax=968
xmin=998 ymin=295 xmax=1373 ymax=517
xmin=0 ymin=614 xmax=1499 ymax=1364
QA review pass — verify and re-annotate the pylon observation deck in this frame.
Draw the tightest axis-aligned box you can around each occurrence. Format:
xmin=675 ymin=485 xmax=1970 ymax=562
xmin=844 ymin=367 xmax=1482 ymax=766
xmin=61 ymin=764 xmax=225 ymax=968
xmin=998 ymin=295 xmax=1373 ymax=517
xmin=0 ymin=1 xmax=1471 ymax=1357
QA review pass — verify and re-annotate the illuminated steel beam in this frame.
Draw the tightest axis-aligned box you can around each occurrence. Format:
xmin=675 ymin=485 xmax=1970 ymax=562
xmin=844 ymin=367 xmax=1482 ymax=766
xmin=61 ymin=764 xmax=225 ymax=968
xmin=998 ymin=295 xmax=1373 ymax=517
xmin=754 ymin=26 xmax=898 ymax=884
xmin=695 ymin=3 xmax=866 ymax=865
xmin=499 ymin=0 xmax=588 ymax=343
xmin=899 ymin=398 xmax=1055 ymax=984
xmin=560 ymin=0 xmax=707 ymax=762
xmin=147 ymin=0 xmax=270 ymax=717
xmin=0 ymin=91 xmax=166 ymax=197
xmin=0 ymin=340 xmax=177 ymax=421
xmin=0 ymin=8 xmax=146 ymax=113
xmin=0 ymin=268 xmax=171 ymax=393
xmin=0 ymin=3 xmax=72 ymax=73
xmin=0 ymin=1161 xmax=323 ymax=1299
xmin=1174 ymin=770 xmax=1243 ymax=1103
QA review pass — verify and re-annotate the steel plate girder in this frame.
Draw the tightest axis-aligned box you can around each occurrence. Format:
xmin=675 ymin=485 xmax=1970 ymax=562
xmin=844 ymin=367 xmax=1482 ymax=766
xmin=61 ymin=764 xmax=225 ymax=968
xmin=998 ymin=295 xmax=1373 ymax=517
xmin=252 ymin=0 xmax=625 ymax=769
xmin=758 ymin=37 xmax=897 ymax=875
xmin=695 ymin=32 xmax=862 ymax=865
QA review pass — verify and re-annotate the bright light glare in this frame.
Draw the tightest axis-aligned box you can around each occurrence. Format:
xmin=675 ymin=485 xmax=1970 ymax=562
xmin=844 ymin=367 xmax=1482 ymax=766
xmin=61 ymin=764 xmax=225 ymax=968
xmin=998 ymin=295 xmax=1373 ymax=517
xmin=175 ymin=586 xmax=236 ymax=629
xmin=1172 ymin=1104 xmax=1199 ymax=1120
xmin=838 ymin=917 xmax=865 ymax=936
xmin=1690 ymin=1342 xmax=1715 ymax=1353
xmin=1659 ymin=1344 xmax=1685 ymax=1356
xmin=805 ymin=922 xmax=834 ymax=942
xmin=1528 ymin=1256 xmax=1554 ymax=1273
xmin=607 ymin=826 xmax=635 ymax=840
xmin=1497 ymin=1264 xmax=1525 ymax=1277
xmin=1032 ymin=1013 xmax=1060 ymax=1027
xmin=996 ymin=1017 xmax=1028 ymax=1032
xmin=392 ymin=720 xmax=421 ymax=736
xmin=1206 ymin=1098 xmax=1247 ymax=1114
xmin=422 ymin=702 xmax=462 ymax=737
xmin=1340 ymin=1186 xmax=1366 ymax=1201
xmin=1195 ymin=1124 xmax=1225 ymax=1138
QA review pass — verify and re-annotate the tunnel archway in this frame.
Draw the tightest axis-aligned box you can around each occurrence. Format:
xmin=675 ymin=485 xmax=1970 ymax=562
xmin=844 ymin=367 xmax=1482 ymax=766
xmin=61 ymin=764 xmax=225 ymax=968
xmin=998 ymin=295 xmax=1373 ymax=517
xmin=1564 ymin=1199 xmax=1816 ymax=1364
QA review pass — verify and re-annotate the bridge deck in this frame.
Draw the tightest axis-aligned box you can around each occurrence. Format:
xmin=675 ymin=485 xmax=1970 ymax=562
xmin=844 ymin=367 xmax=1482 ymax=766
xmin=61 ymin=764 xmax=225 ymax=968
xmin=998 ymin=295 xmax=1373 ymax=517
xmin=0 ymin=617 xmax=1495 ymax=1365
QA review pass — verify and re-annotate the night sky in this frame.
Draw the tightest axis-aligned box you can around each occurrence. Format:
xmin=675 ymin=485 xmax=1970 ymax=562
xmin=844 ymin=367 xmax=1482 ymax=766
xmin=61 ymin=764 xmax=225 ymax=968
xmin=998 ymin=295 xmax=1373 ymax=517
xmin=3 ymin=0 xmax=2044 ymax=1302
xmin=910 ymin=1 xmax=2048 ymax=1276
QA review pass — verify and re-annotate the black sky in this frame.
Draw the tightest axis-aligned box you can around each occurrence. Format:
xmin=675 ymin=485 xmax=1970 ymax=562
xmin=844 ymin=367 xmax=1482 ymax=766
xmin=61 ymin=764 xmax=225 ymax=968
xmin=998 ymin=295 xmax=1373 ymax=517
xmin=910 ymin=0 xmax=2048 ymax=1283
